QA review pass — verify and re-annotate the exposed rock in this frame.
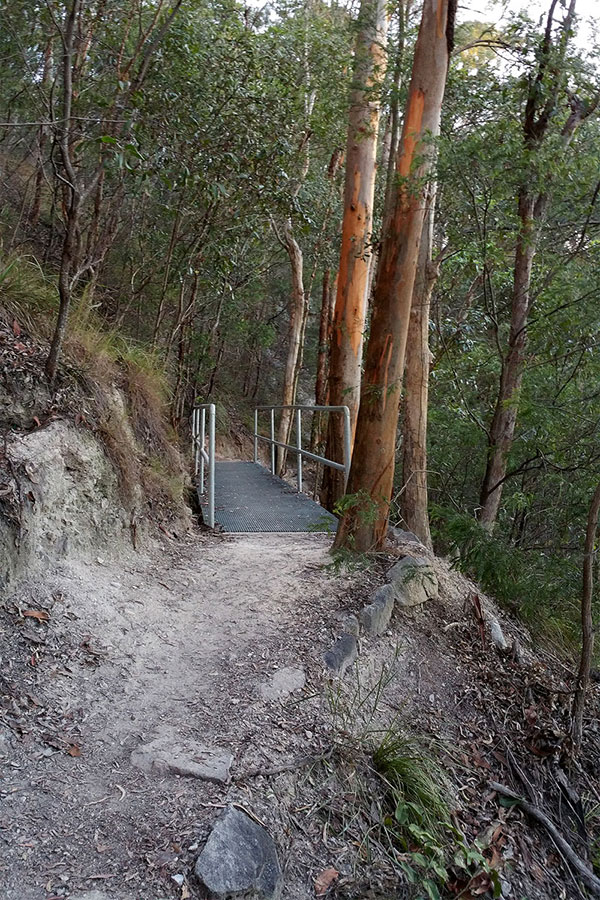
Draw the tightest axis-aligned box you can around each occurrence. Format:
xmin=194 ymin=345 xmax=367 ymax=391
xmin=359 ymin=583 xmax=395 ymax=636
xmin=195 ymin=806 xmax=282 ymax=900
xmin=489 ymin=617 xmax=510 ymax=651
xmin=387 ymin=555 xmax=438 ymax=608
xmin=0 ymin=420 xmax=127 ymax=588
xmin=341 ymin=613 xmax=360 ymax=636
xmin=324 ymin=633 xmax=357 ymax=677
xmin=259 ymin=666 xmax=305 ymax=701
xmin=131 ymin=730 xmax=232 ymax=783
xmin=388 ymin=526 xmax=426 ymax=547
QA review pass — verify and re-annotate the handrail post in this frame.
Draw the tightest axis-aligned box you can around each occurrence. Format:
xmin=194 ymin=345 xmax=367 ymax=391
xmin=342 ymin=406 xmax=351 ymax=489
xmin=207 ymin=403 xmax=215 ymax=528
xmin=200 ymin=407 xmax=206 ymax=494
xmin=270 ymin=408 xmax=276 ymax=475
xmin=296 ymin=408 xmax=303 ymax=493
xmin=193 ymin=408 xmax=199 ymax=476
xmin=253 ymin=408 xmax=258 ymax=464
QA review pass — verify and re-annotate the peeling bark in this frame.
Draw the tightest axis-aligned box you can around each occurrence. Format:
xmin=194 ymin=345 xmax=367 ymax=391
xmin=400 ymin=188 xmax=439 ymax=549
xmin=321 ymin=0 xmax=389 ymax=509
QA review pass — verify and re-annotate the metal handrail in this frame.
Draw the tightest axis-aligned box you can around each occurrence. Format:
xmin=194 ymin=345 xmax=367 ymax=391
xmin=253 ymin=404 xmax=351 ymax=494
xmin=192 ymin=403 xmax=216 ymax=528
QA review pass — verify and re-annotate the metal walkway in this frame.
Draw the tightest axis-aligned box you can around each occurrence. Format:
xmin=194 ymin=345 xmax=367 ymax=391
xmin=192 ymin=403 xmax=349 ymax=533
xmin=203 ymin=461 xmax=337 ymax=533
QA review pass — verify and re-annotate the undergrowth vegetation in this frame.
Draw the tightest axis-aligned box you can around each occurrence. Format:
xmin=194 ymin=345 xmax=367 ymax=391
xmin=323 ymin=660 xmax=502 ymax=900
xmin=431 ymin=505 xmax=581 ymax=652
xmin=0 ymin=252 xmax=186 ymax=519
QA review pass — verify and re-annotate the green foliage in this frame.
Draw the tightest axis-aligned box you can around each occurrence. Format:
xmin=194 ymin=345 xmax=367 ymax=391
xmin=373 ymin=728 xmax=501 ymax=899
xmin=430 ymin=505 xmax=581 ymax=649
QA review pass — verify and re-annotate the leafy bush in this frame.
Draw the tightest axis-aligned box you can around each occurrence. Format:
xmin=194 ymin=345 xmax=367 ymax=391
xmin=431 ymin=505 xmax=581 ymax=650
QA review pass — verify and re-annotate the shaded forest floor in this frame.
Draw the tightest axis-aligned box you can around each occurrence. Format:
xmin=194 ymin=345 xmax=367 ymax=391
xmin=1 ymin=528 xmax=599 ymax=900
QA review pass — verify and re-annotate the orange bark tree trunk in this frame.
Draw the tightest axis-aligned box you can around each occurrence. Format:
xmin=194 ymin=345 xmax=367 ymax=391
xmin=321 ymin=0 xmax=389 ymax=510
xmin=334 ymin=0 xmax=456 ymax=553
xmin=400 ymin=187 xmax=439 ymax=548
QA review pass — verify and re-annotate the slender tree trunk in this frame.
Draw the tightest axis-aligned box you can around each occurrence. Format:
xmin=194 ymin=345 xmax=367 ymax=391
xmin=311 ymin=268 xmax=334 ymax=452
xmin=276 ymin=221 xmax=306 ymax=474
xmin=478 ymin=0 xmax=580 ymax=529
xmin=153 ymin=196 xmax=183 ymax=345
xmin=400 ymin=187 xmax=439 ymax=548
xmin=478 ymin=190 xmax=542 ymax=528
xmin=321 ymin=0 xmax=389 ymax=508
xmin=383 ymin=0 xmax=410 ymax=222
xmin=571 ymin=482 xmax=600 ymax=752
xmin=45 ymin=0 xmax=80 ymax=386
xmin=335 ymin=0 xmax=456 ymax=552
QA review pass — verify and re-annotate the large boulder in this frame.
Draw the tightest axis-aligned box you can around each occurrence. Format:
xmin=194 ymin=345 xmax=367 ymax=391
xmin=387 ymin=555 xmax=438 ymax=608
xmin=195 ymin=806 xmax=282 ymax=899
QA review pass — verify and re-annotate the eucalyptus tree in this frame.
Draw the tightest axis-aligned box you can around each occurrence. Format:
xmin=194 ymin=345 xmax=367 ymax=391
xmin=477 ymin=0 xmax=599 ymax=529
xmin=321 ymin=0 xmax=389 ymax=509
xmin=335 ymin=0 xmax=457 ymax=552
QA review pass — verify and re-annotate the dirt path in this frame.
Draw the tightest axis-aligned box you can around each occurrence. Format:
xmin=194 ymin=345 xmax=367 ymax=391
xmin=0 ymin=531 xmax=367 ymax=900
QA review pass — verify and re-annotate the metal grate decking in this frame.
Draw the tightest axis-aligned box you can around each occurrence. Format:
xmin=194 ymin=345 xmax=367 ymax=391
xmin=200 ymin=461 xmax=337 ymax=533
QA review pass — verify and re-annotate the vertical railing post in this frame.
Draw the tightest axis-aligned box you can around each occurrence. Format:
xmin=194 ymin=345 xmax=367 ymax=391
xmin=296 ymin=408 xmax=303 ymax=493
xmin=342 ymin=406 xmax=351 ymax=490
xmin=200 ymin=407 xmax=206 ymax=494
xmin=193 ymin=408 xmax=199 ymax=476
xmin=253 ymin=408 xmax=258 ymax=464
xmin=270 ymin=408 xmax=276 ymax=475
xmin=207 ymin=403 xmax=215 ymax=528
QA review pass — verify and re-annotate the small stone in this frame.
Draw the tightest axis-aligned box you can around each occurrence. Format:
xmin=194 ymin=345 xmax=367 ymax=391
xmin=359 ymin=584 xmax=395 ymax=636
xmin=172 ymin=874 xmax=185 ymax=886
xmin=188 ymin=842 xmax=199 ymax=852
xmin=489 ymin=618 xmax=510 ymax=651
xmin=195 ymin=806 xmax=282 ymax=900
xmin=323 ymin=633 xmax=358 ymax=677
xmin=131 ymin=729 xmax=232 ymax=783
xmin=259 ymin=667 xmax=305 ymax=702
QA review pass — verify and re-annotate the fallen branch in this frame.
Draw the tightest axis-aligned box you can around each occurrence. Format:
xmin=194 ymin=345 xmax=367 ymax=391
xmin=490 ymin=782 xmax=600 ymax=897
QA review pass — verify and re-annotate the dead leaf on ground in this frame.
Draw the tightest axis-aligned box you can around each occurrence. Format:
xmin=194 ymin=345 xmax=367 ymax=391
xmin=23 ymin=610 xmax=49 ymax=622
xmin=314 ymin=867 xmax=339 ymax=896
xmin=12 ymin=319 xmax=21 ymax=337
xmin=181 ymin=886 xmax=191 ymax=900
xmin=67 ymin=744 xmax=82 ymax=757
